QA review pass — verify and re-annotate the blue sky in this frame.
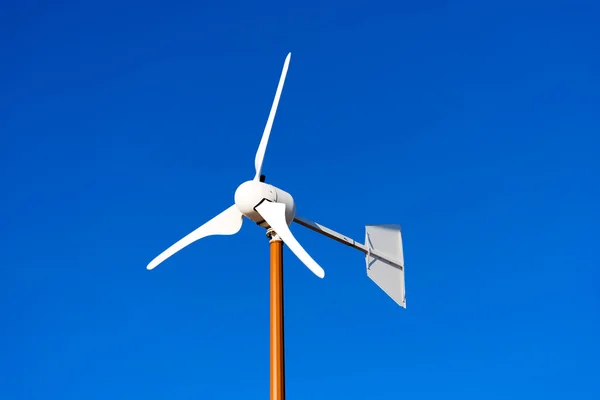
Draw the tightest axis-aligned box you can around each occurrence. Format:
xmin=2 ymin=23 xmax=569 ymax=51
xmin=1 ymin=1 xmax=599 ymax=398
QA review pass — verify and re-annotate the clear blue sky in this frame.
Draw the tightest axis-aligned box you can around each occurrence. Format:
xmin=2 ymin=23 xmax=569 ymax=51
xmin=1 ymin=1 xmax=599 ymax=398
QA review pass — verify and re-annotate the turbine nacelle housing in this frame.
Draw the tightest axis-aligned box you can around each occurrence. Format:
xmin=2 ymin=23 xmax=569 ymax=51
xmin=234 ymin=180 xmax=296 ymax=227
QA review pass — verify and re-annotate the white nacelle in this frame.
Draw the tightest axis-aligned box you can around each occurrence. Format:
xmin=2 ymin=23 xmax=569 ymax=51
xmin=234 ymin=180 xmax=296 ymax=227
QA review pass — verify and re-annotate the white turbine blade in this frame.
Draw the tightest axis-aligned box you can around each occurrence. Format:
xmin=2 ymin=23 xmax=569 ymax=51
xmin=146 ymin=205 xmax=243 ymax=270
xmin=255 ymin=201 xmax=325 ymax=278
xmin=253 ymin=52 xmax=291 ymax=181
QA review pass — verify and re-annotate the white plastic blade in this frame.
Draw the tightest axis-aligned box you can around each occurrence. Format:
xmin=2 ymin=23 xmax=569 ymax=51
xmin=146 ymin=205 xmax=243 ymax=270
xmin=255 ymin=201 xmax=325 ymax=278
xmin=253 ymin=52 xmax=291 ymax=181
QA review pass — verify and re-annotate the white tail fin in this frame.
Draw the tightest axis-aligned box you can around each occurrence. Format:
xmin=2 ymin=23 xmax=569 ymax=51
xmin=365 ymin=224 xmax=406 ymax=308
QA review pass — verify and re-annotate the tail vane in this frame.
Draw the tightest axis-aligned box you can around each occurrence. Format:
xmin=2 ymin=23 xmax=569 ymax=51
xmin=365 ymin=224 xmax=406 ymax=308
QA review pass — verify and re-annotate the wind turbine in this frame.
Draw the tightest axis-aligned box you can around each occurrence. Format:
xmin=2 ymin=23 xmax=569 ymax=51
xmin=146 ymin=52 xmax=406 ymax=400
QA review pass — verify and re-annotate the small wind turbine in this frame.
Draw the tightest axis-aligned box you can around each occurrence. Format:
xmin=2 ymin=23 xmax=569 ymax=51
xmin=146 ymin=53 xmax=406 ymax=399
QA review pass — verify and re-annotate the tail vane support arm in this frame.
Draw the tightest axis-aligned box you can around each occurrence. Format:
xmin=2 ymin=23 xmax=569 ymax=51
xmin=293 ymin=216 xmax=404 ymax=271
xmin=293 ymin=215 xmax=406 ymax=308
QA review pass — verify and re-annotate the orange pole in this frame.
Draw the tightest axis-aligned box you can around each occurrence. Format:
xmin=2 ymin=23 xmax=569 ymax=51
xmin=270 ymin=234 xmax=285 ymax=400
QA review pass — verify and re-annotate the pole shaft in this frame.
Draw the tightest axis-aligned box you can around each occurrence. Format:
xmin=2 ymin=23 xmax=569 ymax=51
xmin=270 ymin=237 xmax=285 ymax=400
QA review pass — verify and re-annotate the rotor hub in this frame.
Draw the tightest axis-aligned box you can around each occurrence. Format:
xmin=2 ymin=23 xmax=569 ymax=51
xmin=234 ymin=180 xmax=296 ymax=227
